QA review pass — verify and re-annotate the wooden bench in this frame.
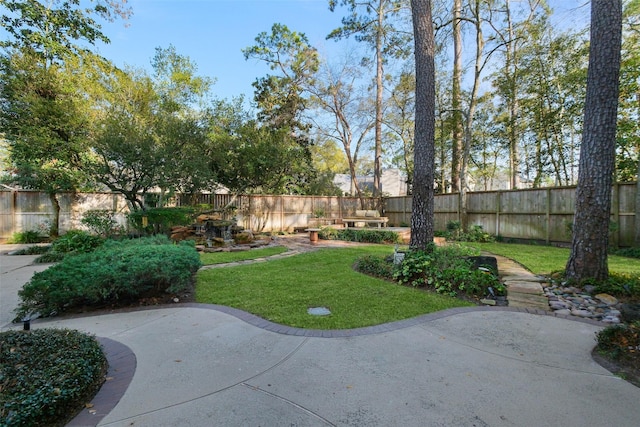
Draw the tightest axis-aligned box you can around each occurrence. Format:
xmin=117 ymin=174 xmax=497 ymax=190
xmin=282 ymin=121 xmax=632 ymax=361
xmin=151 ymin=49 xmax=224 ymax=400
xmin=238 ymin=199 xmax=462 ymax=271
xmin=341 ymin=210 xmax=389 ymax=228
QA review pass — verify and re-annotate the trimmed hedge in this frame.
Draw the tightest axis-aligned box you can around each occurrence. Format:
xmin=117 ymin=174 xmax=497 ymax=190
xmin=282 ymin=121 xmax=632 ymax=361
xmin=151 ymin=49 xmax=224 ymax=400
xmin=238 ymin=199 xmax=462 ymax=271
xmin=0 ymin=329 xmax=107 ymax=427
xmin=318 ymin=227 xmax=400 ymax=244
xmin=16 ymin=236 xmax=202 ymax=319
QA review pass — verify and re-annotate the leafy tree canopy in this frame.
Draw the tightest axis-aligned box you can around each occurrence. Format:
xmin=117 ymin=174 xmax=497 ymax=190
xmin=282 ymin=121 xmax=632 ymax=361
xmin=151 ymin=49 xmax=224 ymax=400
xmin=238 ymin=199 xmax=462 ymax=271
xmin=0 ymin=0 xmax=131 ymax=61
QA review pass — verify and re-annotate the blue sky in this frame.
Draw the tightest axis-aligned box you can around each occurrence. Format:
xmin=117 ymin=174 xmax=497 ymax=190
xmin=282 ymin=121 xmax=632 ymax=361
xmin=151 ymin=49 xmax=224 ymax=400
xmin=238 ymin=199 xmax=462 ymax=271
xmin=96 ymin=0 xmax=348 ymax=100
xmin=94 ymin=0 xmax=589 ymax=102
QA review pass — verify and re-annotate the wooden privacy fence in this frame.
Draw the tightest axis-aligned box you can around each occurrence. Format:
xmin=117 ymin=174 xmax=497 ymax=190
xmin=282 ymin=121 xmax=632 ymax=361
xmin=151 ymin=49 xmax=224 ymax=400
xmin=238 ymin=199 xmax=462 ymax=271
xmin=0 ymin=191 xmax=381 ymax=239
xmin=174 ymin=194 xmax=381 ymax=232
xmin=1 ymin=183 xmax=637 ymax=246
xmin=386 ymin=182 xmax=637 ymax=247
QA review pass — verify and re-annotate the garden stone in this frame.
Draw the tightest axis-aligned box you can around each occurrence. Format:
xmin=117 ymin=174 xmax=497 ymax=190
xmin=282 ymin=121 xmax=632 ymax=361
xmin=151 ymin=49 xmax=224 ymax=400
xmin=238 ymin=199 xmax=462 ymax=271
xmin=595 ymin=293 xmax=618 ymax=306
xmin=549 ymin=301 xmax=569 ymax=310
xmin=542 ymin=284 xmax=633 ymax=324
xmin=570 ymin=309 xmax=593 ymax=318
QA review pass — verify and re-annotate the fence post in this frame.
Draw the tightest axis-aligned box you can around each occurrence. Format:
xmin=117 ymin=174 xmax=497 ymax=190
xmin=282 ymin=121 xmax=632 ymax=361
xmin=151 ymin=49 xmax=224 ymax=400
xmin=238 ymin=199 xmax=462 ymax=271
xmin=404 ymin=195 xmax=408 ymax=225
xmin=546 ymin=188 xmax=551 ymax=245
xmin=496 ymin=190 xmax=501 ymax=239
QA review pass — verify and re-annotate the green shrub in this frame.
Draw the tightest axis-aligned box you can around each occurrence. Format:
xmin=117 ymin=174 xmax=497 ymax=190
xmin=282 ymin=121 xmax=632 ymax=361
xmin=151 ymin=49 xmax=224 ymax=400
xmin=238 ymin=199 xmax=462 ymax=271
xmin=318 ymin=227 xmax=400 ymax=244
xmin=51 ymin=230 xmax=104 ymax=254
xmin=462 ymin=225 xmax=495 ymax=243
xmin=613 ymin=247 xmax=640 ymax=259
xmin=16 ymin=236 xmax=202 ymax=319
xmin=596 ymin=321 xmax=640 ymax=361
xmin=33 ymin=251 xmax=66 ymax=263
xmin=318 ymin=227 xmax=341 ymax=240
xmin=34 ymin=230 xmax=105 ymax=264
xmin=446 ymin=220 xmax=462 ymax=240
xmin=591 ymin=273 xmax=640 ymax=299
xmin=354 ymin=255 xmax=395 ymax=279
xmin=128 ymin=207 xmax=196 ymax=235
xmin=439 ymin=222 xmax=495 ymax=243
xmin=0 ymin=328 xmax=107 ymax=427
xmin=394 ymin=245 xmax=502 ymax=298
xmin=81 ymin=209 xmax=122 ymax=237
xmin=7 ymin=230 xmax=44 ymax=244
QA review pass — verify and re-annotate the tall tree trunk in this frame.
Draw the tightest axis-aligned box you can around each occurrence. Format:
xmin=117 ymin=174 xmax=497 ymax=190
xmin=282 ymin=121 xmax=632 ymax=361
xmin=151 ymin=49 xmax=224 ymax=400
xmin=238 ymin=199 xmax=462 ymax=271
xmin=48 ymin=192 xmax=60 ymax=238
xmin=505 ymin=0 xmax=520 ymax=190
xmin=373 ymin=0 xmax=385 ymax=197
xmin=566 ymin=0 xmax=622 ymax=282
xmin=635 ymin=92 xmax=640 ymax=246
xmin=459 ymin=0 xmax=484 ymax=230
xmin=451 ymin=0 xmax=463 ymax=193
xmin=410 ymin=0 xmax=436 ymax=251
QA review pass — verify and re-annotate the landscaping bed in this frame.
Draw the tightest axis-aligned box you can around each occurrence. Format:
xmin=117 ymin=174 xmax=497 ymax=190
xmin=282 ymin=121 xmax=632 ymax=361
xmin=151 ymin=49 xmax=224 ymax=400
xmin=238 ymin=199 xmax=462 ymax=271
xmin=0 ymin=329 xmax=107 ymax=427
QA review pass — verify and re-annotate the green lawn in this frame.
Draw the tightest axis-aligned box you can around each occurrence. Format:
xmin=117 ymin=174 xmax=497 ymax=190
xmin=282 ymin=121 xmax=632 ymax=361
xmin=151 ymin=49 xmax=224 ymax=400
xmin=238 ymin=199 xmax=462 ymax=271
xmin=196 ymin=245 xmax=472 ymax=329
xmin=463 ymin=242 xmax=640 ymax=276
xmin=200 ymin=245 xmax=289 ymax=265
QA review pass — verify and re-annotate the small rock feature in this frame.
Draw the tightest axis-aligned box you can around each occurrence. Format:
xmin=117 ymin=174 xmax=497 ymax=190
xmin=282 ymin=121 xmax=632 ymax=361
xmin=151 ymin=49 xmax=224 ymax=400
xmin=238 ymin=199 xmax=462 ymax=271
xmin=543 ymin=284 xmax=622 ymax=323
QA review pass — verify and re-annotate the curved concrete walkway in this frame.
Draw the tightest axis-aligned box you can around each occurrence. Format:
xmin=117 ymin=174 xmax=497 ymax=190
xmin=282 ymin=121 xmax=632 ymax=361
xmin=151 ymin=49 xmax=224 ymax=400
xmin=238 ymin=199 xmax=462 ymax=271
xmin=2 ymin=241 xmax=640 ymax=426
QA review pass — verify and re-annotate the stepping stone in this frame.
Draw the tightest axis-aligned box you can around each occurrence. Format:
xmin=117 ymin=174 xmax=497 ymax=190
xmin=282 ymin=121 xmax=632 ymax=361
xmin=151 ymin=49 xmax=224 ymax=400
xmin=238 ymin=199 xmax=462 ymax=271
xmin=508 ymin=281 xmax=544 ymax=295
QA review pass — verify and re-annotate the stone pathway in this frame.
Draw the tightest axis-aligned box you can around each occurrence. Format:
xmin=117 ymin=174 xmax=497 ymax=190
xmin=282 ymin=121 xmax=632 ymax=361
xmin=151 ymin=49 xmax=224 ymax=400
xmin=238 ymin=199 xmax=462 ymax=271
xmin=491 ymin=254 xmax=550 ymax=311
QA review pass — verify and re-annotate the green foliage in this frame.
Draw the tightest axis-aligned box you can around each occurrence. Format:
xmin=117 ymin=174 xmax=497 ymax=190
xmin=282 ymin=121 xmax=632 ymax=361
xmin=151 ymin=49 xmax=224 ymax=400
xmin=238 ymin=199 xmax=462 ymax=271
xmin=81 ymin=209 xmax=122 ymax=237
xmin=613 ymin=247 xmax=640 ymax=259
xmin=16 ymin=236 xmax=202 ymax=319
xmin=0 ymin=0 xmax=131 ymax=60
xmin=0 ymin=328 xmax=107 ymax=427
xmin=7 ymin=230 xmax=44 ymax=244
xmin=0 ymin=49 xmax=97 ymax=237
xmin=354 ymin=255 xmax=395 ymax=279
xmin=441 ymin=221 xmax=495 ymax=243
xmin=446 ymin=220 xmax=462 ymax=239
xmin=596 ymin=321 xmax=640 ymax=362
xmin=239 ymin=24 xmax=318 ymax=194
xmin=243 ymin=23 xmax=319 ymax=134
xmin=318 ymin=227 xmax=400 ymax=244
xmin=394 ymin=245 xmax=502 ymax=298
xmin=34 ymin=230 xmax=105 ymax=263
xmin=590 ymin=273 xmax=640 ymax=299
xmin=462 ymin=225 xmax=496 ymax=242
xmin=128 ymin=207 xmax=196 ymax=235
xmin=210 ymin=121 xmax=314 ymax=194
xmin=88 ymin=57 xmax=215 ymax=210
xmin=51 ymin=230 xmax=104 ymax=254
